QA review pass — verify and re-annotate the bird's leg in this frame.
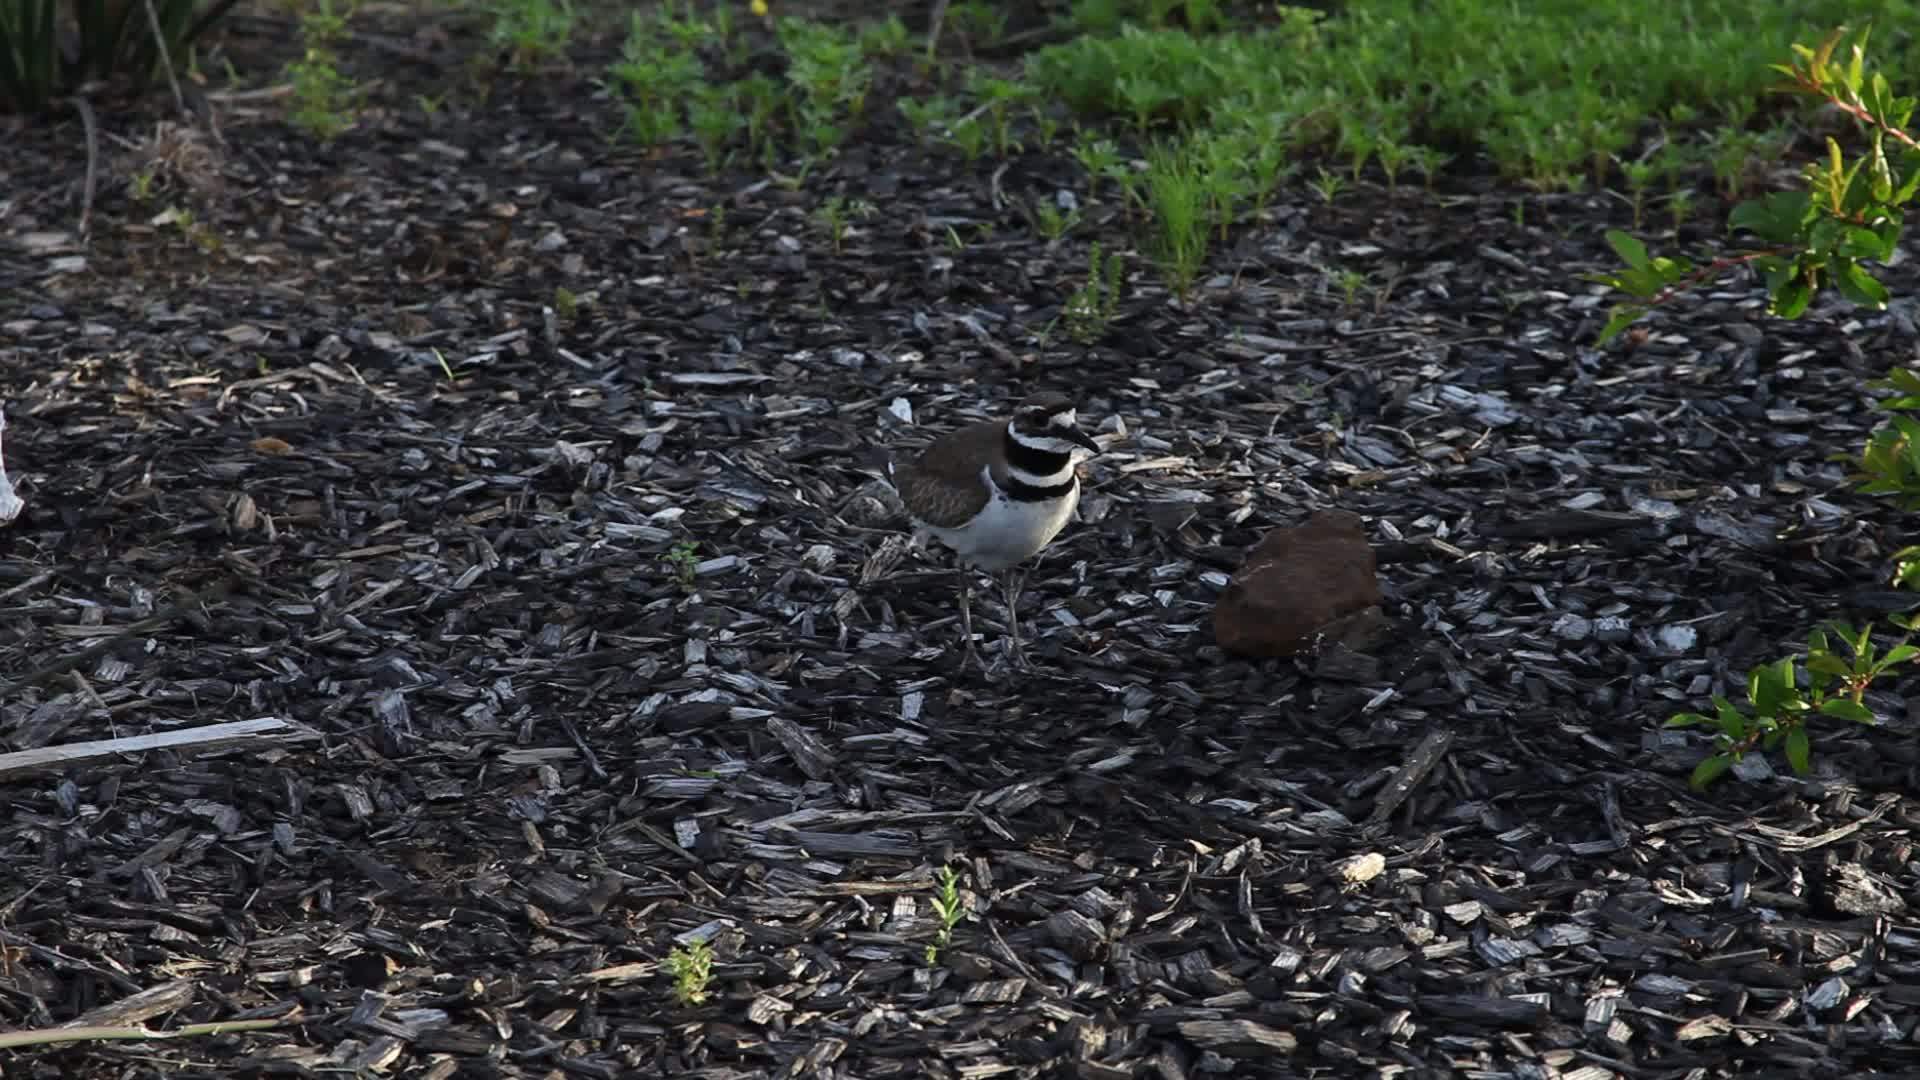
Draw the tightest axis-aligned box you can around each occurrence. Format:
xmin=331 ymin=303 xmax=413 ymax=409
xmin=1002 ymin=568 xmax=1029 ymax=670
xmin=956 ymin=567 xmax=983 ymax=671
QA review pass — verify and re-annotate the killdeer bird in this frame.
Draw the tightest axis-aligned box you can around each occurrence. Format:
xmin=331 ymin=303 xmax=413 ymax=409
xmin=889 ymin=391 xmax=1101 ymax=669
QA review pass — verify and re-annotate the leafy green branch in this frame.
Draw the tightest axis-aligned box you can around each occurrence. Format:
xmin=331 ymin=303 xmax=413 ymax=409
xmin=1587 ymin=25 xmax=1920 ymax=343
xmin=1848 ymin=368 xmax=1920 ymax=512
xmin=1668 ymin=622 xmax=1910 ymax=789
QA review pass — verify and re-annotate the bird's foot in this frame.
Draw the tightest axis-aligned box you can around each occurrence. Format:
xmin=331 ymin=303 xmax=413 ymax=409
xmin=1002 ymin=637 xmax=1031 ymax=673
xmin=956 ymin=639 xmax=986 ymax=675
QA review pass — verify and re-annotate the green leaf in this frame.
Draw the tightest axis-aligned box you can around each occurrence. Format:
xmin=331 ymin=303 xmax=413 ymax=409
xmin=1771 ymin=277 xmax=1814 ymax=319
xmin=1690 ymin=753 xmax=1734 ymax=791
xmin=1868 ymin=72 xmax=1893 ymax=121
xmin=1784 ymin=727 xmax=1812 ymax=774
xmin=1815 ymin=26 xmax=1846 ymax=74
xmin=1666 ymin=712 xmax=1707 ymax=728
xmin=1806 ymin=652 xmax=1853 ymax=677
xmin=1595 ymin=306 xmax=1644 ymax=345
xmin=1712 ymin=695 xmax=1749 ymax=738
xmin=1893 ymin=155 xmax=1920 ymax=205
xmin=1836 ymin=261 xmax=1890 ymax=309
xmin=1751 ymin=661 xmax=1784 ymax=718
xmin=1880 ymin=643 xmax=1919 ymax=666
xmin=1729 ymin=192 xmax=1810 ymax=244
xmin=1850 ymin=619 xmax=1877 ymax=657
xmin=1819 ymin=698 xmax=1877 ymax=725
xmin=1883 ymin=367 xmax=1920 ymax=396
xmin=1605 ymin=229 xmax=1651 ymax=270
xmin=1839 ymin=226 xmax=1894 ymax=261
xmin=1774 ymin=654 xmax=1799 ymax=691
xmin=1807 ymin=217 xmax=1844 ymax=257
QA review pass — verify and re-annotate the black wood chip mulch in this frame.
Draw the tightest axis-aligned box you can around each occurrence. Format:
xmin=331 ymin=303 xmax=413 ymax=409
xmin=3 ymin=10 xmax=1920 ymax=1078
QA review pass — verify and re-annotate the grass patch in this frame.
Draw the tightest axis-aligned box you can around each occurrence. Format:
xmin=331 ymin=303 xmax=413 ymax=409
xmin=608 ymin=3 xmax=893 ymax=170
xmin=1027 ymin=0 xmax=1920 ymax=192
xmin=580 ymin=1 xmax=1920 ymax=299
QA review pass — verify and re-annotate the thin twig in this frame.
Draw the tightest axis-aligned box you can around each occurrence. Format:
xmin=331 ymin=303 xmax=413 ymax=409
xmin=1647 ymin=248 xmax=1794 ymax=307
xmin=0 ymin=1020 xmax=284 ymax=1051
xmin=924 ymin=0 xmax=950 ymax=61
xmin=140 ymin=0 xmax=189 ymax=117
xmin=70 ymin=94 xmax=101 ymax=243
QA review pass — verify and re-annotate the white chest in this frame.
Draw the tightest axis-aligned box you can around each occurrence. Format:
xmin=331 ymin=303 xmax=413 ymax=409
xmin=918 ymin=467 xmax=1080 ymax=572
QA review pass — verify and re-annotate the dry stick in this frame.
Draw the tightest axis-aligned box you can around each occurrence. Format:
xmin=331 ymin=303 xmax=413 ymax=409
xmin=0 ymin=1020 xmax=284 ymax=1051
xmin=924 ymin=0 xmax=950 ymax=60
xmin=140 ymin=0 xmax=189 ymax=118
xmin=71 ymin=94 xmax=101 ymax=242
xmin=0 ymin=718 xmax=297 ymax=781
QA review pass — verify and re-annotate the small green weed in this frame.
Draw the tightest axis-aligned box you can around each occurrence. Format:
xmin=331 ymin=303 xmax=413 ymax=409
xmin=1332 ymin=267 xmax=1367 ymax=308
xmin=663 ymin=541 xmax=700 ymax=586
xmin=897 ymin=94 xmax=959 ymax=145
xmin=859 ymin=14 xmax=910 ymax=57
xmin=969 ymin=72 xmax=1034 ymax=156
xmin=286 ymin=0 xmax=356 ymax=139
xmin=1033 ymin=198 xmax=1080 ymax=241
xmin=287 ymin=51 xmax=355 ymax=138
xmin=609 ymin=9 xmax=702 ymax=146
xmin=924 ymin=865 xmax=967 ymax=966
xmin=155 ymin=206 xmax=221 ymax=254
xmin=487 ymin=0 xmax=574 ymax=70
xmin=1143 ymin=141 xmax=1209 ymax=300
xmin=1850 ymin=369 xmax=1920 ymax=512
xmin=948 ymin=0 xmax=1007 ymax=48
xmin=946 ymin=114 xmax=988 ymax=163
xmin=815 ymin=196 xmax=872 ymax=253
xmin=666 ymin=939 xmax=714 ymax=1005
xmin=1307 ymin=166 xmax=1343 ymax=205
xmin=778 ymin=16 xmax=871 ymax=155
xmin=688 ymin=84 xmax=746 ymax=171
xmin=1618 ymin=155 xmax=1658 ymax=229
xmin=1072 ymin=134 xmax=1122 ymax=185
xmin=1663 ymin=189 xmax=1695 ymax=232
xmin=1063 ymin=241 xmax=1124 ymax=343
xmin=1669 ymin=623 xmax=1904 ymax=789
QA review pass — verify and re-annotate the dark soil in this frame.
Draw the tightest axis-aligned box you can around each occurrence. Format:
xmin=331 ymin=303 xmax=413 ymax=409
xmin=5 ymin=4 xmax=1920 ymax=1078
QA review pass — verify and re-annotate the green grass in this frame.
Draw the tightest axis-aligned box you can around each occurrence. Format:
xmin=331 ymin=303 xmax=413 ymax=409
xmin=1027 ymin=0 xmax=1920 ymax=192
xmin=608 ymin=4 xmax=882 ymax=168
xmin=589 ymin=0 xmax=1920 ymax=298
xmin=485 ymin=0 xmax=575 ymax=69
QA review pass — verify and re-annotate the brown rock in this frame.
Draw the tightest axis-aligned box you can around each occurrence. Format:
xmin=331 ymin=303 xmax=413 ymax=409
xmin=1213 ymin=510 xmax=1383 ymax=658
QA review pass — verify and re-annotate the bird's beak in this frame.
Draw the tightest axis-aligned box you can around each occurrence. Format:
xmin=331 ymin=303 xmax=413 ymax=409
xmin=1068 ymin=427 xmax=1102 ymax=455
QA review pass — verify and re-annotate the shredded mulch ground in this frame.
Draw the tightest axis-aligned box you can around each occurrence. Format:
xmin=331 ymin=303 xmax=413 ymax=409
xmin=4 ymin=6 xmax=1920 ymax=1078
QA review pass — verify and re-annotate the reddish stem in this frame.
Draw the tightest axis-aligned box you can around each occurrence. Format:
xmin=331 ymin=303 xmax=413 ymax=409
xmin=1633 ymin=247 xmax=1797 ymax=311
xmin=1783 ymin=64 xmax=1920 ymax=151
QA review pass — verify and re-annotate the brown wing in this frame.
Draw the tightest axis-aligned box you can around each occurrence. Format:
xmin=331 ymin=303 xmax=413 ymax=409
xmin=891 ymin=418 xmax=1002 ymax=528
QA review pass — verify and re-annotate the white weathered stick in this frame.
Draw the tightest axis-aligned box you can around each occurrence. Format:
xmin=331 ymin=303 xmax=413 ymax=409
xmin=0 ymin=718 xmax=300 ymax=780
xmin=0 ymin=408 xmax=23 ymax=525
